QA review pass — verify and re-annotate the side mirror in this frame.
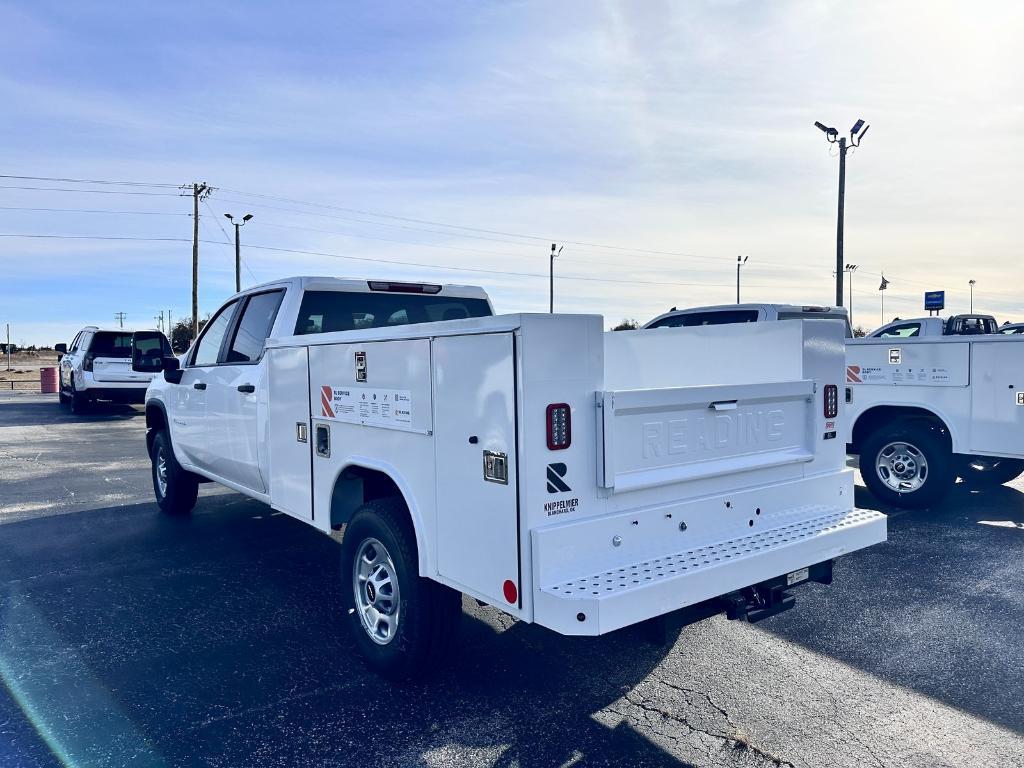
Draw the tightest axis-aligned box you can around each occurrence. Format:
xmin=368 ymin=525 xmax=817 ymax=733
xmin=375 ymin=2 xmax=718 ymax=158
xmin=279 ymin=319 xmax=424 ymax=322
xmin=54 ymin=343 xmax=67 ymax=354
xmin=162 ymin=356 xmax=184 ymax=385
xmin=130 ymin=330 xmax=168 ymax=373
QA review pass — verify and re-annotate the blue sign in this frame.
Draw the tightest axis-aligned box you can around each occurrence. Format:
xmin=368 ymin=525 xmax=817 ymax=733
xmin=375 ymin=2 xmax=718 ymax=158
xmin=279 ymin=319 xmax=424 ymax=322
xmin=924 ymin=290 xmax=945 ymax=311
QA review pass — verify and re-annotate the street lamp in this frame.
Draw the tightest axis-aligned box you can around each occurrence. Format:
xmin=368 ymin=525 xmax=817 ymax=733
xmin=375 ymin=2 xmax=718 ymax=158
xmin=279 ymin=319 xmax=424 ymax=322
xmin=736 ymin=255 xmax=749 ymax=303
xmin=815 ymin=118 xmax=870 ymax=307
xmin=969 ymin=279 xmax=976 ymax=312
xmin=844 ymin=263 xmax=859 ymax=327
xmin=224 ymin=213 xmax=253 ymax=293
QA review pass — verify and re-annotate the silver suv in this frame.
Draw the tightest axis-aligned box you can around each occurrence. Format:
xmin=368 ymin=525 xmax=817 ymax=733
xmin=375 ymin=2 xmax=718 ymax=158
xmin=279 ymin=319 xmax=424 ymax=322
xmin=56 ymin=326 xmax=170 ymax=412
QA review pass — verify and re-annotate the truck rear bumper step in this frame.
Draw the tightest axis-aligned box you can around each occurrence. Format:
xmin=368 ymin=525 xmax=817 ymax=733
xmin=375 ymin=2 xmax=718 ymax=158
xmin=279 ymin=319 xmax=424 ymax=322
xmin=533 ymin=507 xmax=885 ymax=636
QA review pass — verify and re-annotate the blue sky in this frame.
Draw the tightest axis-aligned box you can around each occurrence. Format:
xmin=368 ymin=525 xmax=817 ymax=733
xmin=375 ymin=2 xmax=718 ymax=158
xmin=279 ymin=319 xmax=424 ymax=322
xmin=1 ymin=1 xmax=1022 ymax=345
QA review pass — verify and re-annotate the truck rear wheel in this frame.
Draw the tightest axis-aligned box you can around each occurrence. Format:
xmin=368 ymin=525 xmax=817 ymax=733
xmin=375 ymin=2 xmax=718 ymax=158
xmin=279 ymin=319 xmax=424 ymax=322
xmin=341 ymin=498 xmax=461 ymax=680
xmin=151 ymin=430 xmax=198 ymax=515
xmin=959 ymin=456 xmax=1024 ymax=488
xmin=68 ymin=380 xmax=89 ymax=414
xmin=861 ymin=420 xmax=953 ymax=509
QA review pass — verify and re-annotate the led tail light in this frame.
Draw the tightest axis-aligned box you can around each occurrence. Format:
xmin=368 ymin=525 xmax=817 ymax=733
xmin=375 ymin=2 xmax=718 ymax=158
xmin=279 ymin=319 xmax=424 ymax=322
xmin=546 ymin=403 xmax=571 ymax=450
xmin=823 ymin=384 xmax=838 ymax=419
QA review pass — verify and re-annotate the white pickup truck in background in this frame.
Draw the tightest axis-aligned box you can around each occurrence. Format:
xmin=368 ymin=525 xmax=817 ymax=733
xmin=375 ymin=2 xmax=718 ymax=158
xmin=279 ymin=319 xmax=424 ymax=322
xmin=846 ymin=334 xmax=1024 ymax=507
xmin=132 ymin=277 xmax=885 ymax=678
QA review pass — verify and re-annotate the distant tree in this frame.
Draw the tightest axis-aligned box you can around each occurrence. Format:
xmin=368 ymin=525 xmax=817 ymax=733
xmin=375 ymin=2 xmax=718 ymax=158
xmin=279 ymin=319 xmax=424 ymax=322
xmin=170 ymin=316 xmax=208 ymax=353
xmin=852 ymin=326 xmax=867 ymax=338
xmin=611 ymin=319 xmax=640 ymax=331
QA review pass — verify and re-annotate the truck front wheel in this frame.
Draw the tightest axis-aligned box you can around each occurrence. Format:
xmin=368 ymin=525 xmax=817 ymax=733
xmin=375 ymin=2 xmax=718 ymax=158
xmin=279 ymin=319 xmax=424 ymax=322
xmin=861 ymin=420 xmax=953 ymax=509
xmin=150 ymin=430 xmax=198 ymax=515
xmin=959 ymin=456 xmax=1024 ymax=488
xmin=341 ymin=498 xmax=461 ymax=680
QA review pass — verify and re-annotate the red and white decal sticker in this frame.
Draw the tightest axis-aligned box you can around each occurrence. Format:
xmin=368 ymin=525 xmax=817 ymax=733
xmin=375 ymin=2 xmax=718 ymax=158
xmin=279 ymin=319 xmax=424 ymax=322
xmin=846 ymin=365 xmax=862 ymax=383
xmin=321 ymin=385 xmax=335 ymax=418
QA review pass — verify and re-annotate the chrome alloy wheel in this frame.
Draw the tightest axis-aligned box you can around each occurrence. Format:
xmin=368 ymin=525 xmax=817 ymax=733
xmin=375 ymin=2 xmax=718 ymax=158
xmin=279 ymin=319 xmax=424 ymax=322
xmin=155 ymin=446 xmax=169 ymax=497
xmin=876 ymin=440 xmax=929 ymax=493
xmin=353 ymin=537 xmax=401 ymax=645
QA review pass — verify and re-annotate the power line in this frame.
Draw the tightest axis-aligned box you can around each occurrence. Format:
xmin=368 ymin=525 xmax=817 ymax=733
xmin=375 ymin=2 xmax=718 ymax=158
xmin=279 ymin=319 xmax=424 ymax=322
xmin=0 ymin=233 xmax=190 ymax=242
xmin=0 ymin=184 xmax=180 ymax=196
xmin=0 ymin=206 xmax=187 ymax=216
xmin=0 ymin=174 xmax=179 ymax=187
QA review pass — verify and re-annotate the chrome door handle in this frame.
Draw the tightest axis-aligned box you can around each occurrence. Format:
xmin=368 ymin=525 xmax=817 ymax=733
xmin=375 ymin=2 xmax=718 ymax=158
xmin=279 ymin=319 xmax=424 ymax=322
xmin=193 ymin=382 xmax=207 ymax=390
xmin=237 ymin=384 xmax=255 ymax=393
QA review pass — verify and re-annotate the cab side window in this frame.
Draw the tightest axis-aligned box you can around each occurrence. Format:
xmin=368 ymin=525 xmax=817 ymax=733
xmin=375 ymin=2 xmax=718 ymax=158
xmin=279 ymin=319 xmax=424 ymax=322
xmin=876 ymin=323 xmax=920 ymax=338
xmin=226 ymin=291 xmax=285 ymax=363
xmin=192 ymin=301 xmax=239 ymax=366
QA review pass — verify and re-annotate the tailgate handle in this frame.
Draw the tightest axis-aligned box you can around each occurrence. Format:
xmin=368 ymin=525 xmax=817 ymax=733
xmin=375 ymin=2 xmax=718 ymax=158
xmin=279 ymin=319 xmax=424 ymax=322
xmin=193 ymin=382 xmax=207 ymax=390
xmin=709 ymin=400 xmax=738 ymax=411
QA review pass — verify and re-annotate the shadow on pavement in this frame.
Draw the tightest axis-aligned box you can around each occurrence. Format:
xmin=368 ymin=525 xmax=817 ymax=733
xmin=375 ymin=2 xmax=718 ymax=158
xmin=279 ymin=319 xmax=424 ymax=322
xmin=0 ymin=397 xmax=141 ymax=427
xmin=757 ymin=479 xmax=1024 ymax=735
xmin=0 ymin=496 xmax=693 ymax=768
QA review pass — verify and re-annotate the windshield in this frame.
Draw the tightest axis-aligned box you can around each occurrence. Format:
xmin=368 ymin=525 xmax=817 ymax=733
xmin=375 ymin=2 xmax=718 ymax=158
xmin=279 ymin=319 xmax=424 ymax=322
xmin=294 ymin=290 xmax=492 ymax=334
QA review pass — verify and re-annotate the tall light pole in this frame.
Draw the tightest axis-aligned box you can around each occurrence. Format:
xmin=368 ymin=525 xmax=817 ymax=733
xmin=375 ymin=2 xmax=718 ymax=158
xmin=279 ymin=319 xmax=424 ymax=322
xmin=815 ymin=118 xmax=870 ymax=307
xmin=224 ymin=213 xmax=253 ymax=293
xmin=736 ymin=255 xmax=749 ymax=303
xmin=969 ymin=279 xmax=976 ymax=312
xmin=549 ymin=243 xmax=562 ymax=313
xmin=844 ymin=263 xmax=858 ymax=327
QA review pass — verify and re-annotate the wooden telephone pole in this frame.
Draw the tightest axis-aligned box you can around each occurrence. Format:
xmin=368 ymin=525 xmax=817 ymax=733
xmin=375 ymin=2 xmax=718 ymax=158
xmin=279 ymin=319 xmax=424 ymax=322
xmin=185 ymin=183 xmax=211 ymax=339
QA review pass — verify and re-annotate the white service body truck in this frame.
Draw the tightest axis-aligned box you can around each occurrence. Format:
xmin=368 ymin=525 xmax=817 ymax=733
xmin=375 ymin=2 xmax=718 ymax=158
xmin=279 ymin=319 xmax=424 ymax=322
xmin=847 ymin=334 xmax=1024 ymax=507
xmin=136 ymin=277 xmax=885 ymax=678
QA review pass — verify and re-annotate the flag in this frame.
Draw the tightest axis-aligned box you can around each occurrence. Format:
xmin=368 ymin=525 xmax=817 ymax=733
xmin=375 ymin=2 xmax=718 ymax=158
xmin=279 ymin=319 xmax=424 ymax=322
xmin=879 ymin=275 xmax=889 ymax=291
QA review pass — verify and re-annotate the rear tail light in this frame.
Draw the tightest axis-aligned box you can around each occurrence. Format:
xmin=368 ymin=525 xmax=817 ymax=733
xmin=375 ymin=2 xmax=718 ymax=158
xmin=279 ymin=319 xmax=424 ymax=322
xmin=823 ymin=384 xmax=838 ymax=419
xmin=83 ymin=353 xmax=94 ymax=372
xmin=546 ymin=403 xmax=571 ymax=450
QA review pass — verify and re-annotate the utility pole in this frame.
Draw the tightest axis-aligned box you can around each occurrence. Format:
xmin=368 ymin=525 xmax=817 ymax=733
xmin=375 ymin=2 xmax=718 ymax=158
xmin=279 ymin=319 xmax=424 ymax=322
xmin=183 ymin=182 xmax=211 ymax=339
xmin=5 ymin=324 xmax=10 ymax=371
xmin=224 ymin=213 xmax=253 ymax=293
xmin=814 ymin=118 xmax=869 ymax=307
xmin=549 ymin=243 xmax=562 ymax=313
xmin=736 ymin=255 xmax=749 ymax=303
xmin=114 ymin=311 xmax=126 ymax=328
xmin=969 ymin=279 xmax=976 ymax=312
xmin=844 ymin=264 xmax=858 ymax=327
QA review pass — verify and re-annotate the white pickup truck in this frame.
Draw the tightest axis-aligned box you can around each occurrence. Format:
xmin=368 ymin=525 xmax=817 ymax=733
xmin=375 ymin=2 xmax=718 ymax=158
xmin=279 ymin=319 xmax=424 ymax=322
xmin=847 ymin=334 xmax=1024 ymax=507
xmin=132 ymin=277 xmax=885 ymax=678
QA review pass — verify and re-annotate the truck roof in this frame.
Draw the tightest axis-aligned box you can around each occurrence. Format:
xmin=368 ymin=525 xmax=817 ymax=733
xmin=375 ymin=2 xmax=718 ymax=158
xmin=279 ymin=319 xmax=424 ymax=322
xmin=236 ymin=276 xmax=490 ymax=301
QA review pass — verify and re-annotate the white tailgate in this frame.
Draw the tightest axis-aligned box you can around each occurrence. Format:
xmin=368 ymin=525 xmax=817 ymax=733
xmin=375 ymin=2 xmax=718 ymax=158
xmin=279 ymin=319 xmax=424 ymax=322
xmin=599 ymin=380 xmax=814 ymax=492
xmin=92 ymin=357 xmax=150 ymax=383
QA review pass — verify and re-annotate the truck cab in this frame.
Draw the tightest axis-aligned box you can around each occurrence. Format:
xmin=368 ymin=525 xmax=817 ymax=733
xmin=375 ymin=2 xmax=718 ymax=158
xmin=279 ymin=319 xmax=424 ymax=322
xmin=868 ymin=314 xmax=998 ymax=338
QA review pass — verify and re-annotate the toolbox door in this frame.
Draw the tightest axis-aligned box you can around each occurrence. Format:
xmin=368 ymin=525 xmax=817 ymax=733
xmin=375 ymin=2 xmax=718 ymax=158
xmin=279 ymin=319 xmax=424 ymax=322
xmin=433 ymin=332 xmax=521 ymax=608
xmin=267 ymin=346 xmax=313 ymax=519
xmin=969 ymin=341 xmax=1024 ymax=454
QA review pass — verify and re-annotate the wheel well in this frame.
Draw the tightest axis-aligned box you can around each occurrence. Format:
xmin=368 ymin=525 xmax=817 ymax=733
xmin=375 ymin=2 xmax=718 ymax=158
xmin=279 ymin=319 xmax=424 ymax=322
xmin=330 ymin=466 xmax=406 ymax=531
xmin=145 ymin=403 xmax=167 ymax=456
xmin=850 ymin=405 xmax=951 ymax=454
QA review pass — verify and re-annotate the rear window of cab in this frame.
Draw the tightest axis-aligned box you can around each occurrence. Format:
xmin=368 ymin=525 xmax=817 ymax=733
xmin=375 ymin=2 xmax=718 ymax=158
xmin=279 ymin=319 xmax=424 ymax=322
xmin=294 ymin=291 xmax=492 ymax=334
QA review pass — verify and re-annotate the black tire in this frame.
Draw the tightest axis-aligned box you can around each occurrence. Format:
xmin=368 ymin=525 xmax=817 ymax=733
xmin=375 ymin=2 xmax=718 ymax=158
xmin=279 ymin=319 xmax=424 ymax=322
xmin=68 ymin=379 xmax=90 ymax=414
xmin=340 ymin=497 xmax=461 ymax=681
xmin=151 ymin=430 xmax=199 ymax=515
xmin=958 ymin=456 xmax=1024 ymax=488
xmin=860 ymin=419 xmax=954 ymax=509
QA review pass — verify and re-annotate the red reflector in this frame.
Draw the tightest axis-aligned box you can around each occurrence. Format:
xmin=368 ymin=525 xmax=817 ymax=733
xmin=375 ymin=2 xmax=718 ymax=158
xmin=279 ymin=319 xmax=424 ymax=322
xmin=823 ymin=384 xmax=839 ymax=419
xmin=502 ymin=579 xmax=518 ymax=604
xmin=546 ymin=403 xmax=571 ymax=450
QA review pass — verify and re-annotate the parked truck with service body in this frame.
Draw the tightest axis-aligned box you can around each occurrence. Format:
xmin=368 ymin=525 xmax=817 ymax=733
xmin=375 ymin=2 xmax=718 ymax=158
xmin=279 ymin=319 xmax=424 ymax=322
xmin=846 ymin=333 xmax=1024 ymax=507
xmin=132 ymin=277 xmax=885 ymax=678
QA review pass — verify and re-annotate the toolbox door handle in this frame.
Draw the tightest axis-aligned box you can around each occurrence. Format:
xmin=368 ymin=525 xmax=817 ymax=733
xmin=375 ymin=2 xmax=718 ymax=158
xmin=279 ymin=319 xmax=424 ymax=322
xmin=709 ymin=400 xmax=737 ymax=411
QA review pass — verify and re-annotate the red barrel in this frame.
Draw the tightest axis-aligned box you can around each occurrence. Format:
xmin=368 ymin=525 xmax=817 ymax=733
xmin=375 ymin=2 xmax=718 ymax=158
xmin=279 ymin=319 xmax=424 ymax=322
xmin=40 ymin=367 xmax=58 ymax=394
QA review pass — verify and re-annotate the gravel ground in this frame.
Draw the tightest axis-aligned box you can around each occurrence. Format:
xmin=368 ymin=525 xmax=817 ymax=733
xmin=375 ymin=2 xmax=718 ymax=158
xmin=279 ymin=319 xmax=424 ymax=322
xmin=1 ymin=393 xmax=1022 ymax=767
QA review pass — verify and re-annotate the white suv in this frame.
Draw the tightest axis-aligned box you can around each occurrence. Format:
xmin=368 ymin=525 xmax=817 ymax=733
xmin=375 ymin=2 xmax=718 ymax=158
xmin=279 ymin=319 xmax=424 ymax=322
xmin=57 ymin=326 xmax=171 ymax=412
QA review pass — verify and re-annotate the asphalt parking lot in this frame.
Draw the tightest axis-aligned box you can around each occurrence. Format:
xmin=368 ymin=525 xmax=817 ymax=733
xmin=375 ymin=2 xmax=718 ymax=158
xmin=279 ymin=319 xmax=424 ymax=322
xmin=1 ymin=393 xmax=1023 ymax=768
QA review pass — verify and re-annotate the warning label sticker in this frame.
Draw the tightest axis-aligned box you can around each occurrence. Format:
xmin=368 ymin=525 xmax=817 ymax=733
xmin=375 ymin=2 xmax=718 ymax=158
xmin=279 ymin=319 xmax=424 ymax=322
xmin=320 ymin=386 xmax=412 ymax=427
